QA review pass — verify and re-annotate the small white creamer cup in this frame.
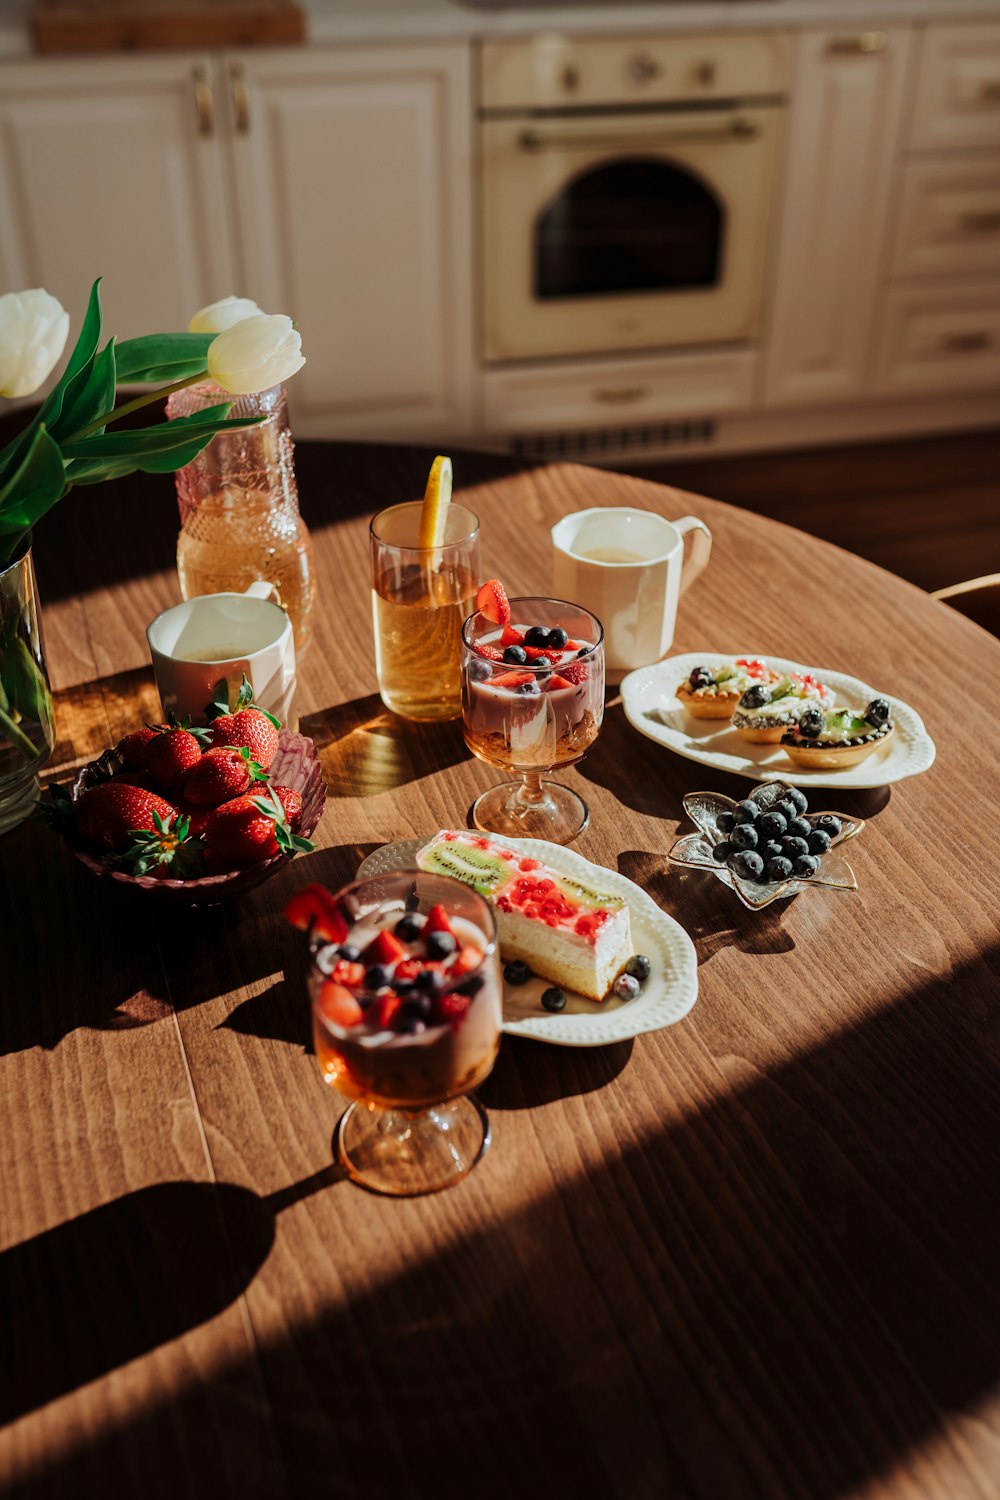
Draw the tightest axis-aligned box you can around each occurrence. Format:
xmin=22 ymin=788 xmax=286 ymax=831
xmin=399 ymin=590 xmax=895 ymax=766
xmin=146 ymin=583 xmax=296 ymax=726
xmin=551 ymin=507 xmax=712 ymax=683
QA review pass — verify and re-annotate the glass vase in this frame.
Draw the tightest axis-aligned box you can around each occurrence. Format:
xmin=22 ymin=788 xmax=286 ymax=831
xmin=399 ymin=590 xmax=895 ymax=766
xmin=0 ymin=537 xmax=55 ymax=836
xmin=166 ymin=382 xmax=315 ymax=655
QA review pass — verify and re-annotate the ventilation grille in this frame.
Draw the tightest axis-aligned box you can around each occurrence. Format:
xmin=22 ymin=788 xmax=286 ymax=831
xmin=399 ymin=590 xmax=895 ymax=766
xmin=510 ymin=418 xmax=716 ymax=461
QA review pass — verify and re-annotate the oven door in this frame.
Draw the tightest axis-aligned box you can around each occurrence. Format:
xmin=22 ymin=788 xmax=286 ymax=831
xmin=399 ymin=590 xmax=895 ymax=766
xmin=481 ymin=106 xmax=782 ymax=363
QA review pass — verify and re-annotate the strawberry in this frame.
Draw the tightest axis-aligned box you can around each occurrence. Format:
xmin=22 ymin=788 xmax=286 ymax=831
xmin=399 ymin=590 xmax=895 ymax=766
xmin=522 ymin=646 xmax=556 ymax=662
xmin=285 ymin=883 xmax=348 ymax=942
xmin=317 ymin=981 xmax=363 ymax=1028
xmin=270 ymin=784 xmax=302 ymax=828
xmin=114 ymin=726 xmax=157 ymax=769
xmin=124 ymin=809 xmax=205 ymax=879
xmin=558 ymin=660 xmax=590 ymax=685
xmin=424 ymin=903 xmax=453 ymax=937
xmin=393 ymin=957 xmax=425 ymax=984
xmin=183 ymin=746 xmax=268 ymax=807
xmin=364 ymin=929 xmax=406 ymax=966
xmin=205 ymin=787 xmax=314 ymax=867
xmin=75 ymin=782 xmax=179 ymax=852
xmin=210 ymin=707 xmax=279 ymax=770
xmin=475 ymin=644 xmax=504 ymax=662
xmin=434 ymin=992 xmax=471 ymax=1024
xmin=374 ymin=993 xmax=402 ymax=1029
xmin=329 ymin=959 xmax=366 ymax=988
xmin=143 ymin=724 xmax=207 ymax=791
xmin=499 ymin=624 xmax=525 ymax=647
xmin=544 ymin=674 xmax=575 ymax=691
xmin=476 ymin=578 xmax=510 ymax=625
xmin=490 ymin=671 xmax=534 ymax=689
xmin=564 ymin=639 xmax=584 ymax=651
xmin=450 ymin=945 xmax=482 ymax=977
xmin=173 ymin=801 xmax=213 ymax=839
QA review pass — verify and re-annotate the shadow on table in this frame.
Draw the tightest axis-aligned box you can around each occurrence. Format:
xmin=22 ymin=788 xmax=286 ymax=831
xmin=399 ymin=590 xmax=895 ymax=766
xmin=617 ymin=849 xmax=798 ymax=962
xmin=7 ymin=946 xmax=999 ymax=1499
xmin=480 ymin=1033 xmax=633 ymax=1111
xmin=300 ymin=694 xmax=470 ymax=797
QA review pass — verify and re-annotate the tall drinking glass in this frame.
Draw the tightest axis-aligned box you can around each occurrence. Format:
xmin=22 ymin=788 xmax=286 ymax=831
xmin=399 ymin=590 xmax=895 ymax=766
xmin=370 ymin=502 xmax=480 ymax=720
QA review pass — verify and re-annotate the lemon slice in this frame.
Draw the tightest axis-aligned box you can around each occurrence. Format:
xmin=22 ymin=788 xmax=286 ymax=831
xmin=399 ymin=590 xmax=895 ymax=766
xmin=418 ymin=455 xmax=453 ymax=550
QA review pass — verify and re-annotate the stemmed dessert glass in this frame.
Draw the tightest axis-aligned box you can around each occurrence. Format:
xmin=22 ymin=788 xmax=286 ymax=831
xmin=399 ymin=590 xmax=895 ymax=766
xmin=461 ymin=596 xmax=605 ymax=844
xmin=309 ymin=870 xmax=502 ymax=1196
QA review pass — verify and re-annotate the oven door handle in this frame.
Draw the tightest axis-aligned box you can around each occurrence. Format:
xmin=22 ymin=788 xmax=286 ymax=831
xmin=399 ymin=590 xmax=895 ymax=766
xmin=518 ymin=117 xmax=760 ymax=153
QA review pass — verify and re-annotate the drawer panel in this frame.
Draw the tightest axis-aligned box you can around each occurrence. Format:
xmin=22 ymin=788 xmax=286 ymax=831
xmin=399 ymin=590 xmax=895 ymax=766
xmin=874 ymin=278 xmax=1000 ymax=395
xmin=892 ymin=157 xmax=1000 ymax=277
xmin=910 ymin=23 xmax=1000 ymax=151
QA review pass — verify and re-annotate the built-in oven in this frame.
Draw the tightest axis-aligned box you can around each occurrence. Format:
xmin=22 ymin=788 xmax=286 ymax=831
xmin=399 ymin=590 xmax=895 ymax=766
xmin=479 ymin=33 xmax=791 ymax=364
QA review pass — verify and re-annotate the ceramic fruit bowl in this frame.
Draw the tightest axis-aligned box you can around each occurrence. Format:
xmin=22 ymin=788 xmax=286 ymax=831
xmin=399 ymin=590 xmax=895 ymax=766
xmin=667 ymin=781 xmax=863 ymax=911
xmin=65 ymin=730 xmax=325 ymax=907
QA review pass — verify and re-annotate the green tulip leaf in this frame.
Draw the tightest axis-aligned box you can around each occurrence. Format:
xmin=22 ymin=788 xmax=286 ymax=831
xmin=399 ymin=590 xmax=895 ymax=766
xmin=2 ymin=635 xmax=52 ymax=726
xmin=58 ymin=412 xmax=258 ymax=462
xmin=115 ymin=332 xmax=215 ymax=383
xmin=50 ymin=336 xmax=118 ymax=441
xmin=0 ymin=424 xmax=67 ymax=534
xmin=36 ymin=277 xmax=104 ymax=433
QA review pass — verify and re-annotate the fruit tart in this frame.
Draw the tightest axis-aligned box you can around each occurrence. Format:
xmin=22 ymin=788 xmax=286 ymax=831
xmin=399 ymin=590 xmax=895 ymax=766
xmin=781 ymin=698 xmax=894 ymax=769
xmin=731 ymin=673 xmax=834 ymax=744
xmin=676 ymin=658 xmax=782 ymax=720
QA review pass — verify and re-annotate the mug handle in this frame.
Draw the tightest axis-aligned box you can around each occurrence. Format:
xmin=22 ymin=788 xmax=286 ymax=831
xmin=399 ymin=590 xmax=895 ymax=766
xmin=244 ymin=580 xmax=282 ymax=606
xmin=675 ymin=516 xmax=712 ymax=595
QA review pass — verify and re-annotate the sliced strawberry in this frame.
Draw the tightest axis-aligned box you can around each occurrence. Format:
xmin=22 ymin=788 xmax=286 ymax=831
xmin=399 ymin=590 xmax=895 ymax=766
xmin=285 ymin=884 xmax=348 ymax=943
xmin=424 ymin=903 xmax=454 ymax=937
xmin=364 ymin=929 xmax=406 ymax=966
xmin=318 ymin=982 xmax=364 ymax=1028
xmin=558 ymin=661 xmax=590 ymax=686
xmin=434 ymin=992 xmax=471 ymax=1024
xmin=563 ymin=639 xmax=584 ymax=651
xmin=375 ymin=993 xmax=402 ymax=1029
xmin=475 ymin=644 xmax=504 ymax=662
xmin=491 ymin=671 xmax=534 ymax=689
xmin=329 ymin=959 xmax=366 ymax=988
xmin=394 ymin=957 xmax=425 ymax=984
xmin=499 ymin=624 xmax=525 ymax=647
xmin=522 ymin=646 xmax=555 ymax=661
xmin=476 ymin=578 xmax=510 ymax=625
xmin=544 ymin=674 xmax=575 ymax=692
xmin=450 ymin=945 xmax=482 ymax=977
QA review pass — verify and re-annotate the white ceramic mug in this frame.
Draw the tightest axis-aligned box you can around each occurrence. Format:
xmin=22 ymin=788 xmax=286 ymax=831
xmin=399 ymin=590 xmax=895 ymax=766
xmin=146 ymin=583 xmax=296 ymax=726
xmin=551 ymin=507 xmax=712 ymax=682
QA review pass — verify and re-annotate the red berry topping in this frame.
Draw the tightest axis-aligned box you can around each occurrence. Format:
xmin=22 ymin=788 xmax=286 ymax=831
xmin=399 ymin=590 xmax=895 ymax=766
xmin=544 ymin=674 xmax=575 ymax=691
xmin=490 ymin=671 xmax=535 ymax=689
xmin=285 ymin=884 xmax=348 ymax=943
xmin=393 ymin=958 xmax=425 ymax=984
xmin=329 ymin=959 xmax=366 ymax=988
xmin=423 ymin=903 xmax=454 ymax=937
xmin=451 ymin=945 xmax=482 ymax=977
xmin=375 ymin=993 xmax=402 ymax=1029
xmin=434 ymin=992 xmax=471 ymax=1024
xmin=475 ymin=644 xmax=504 ymax=662
xmin=558 ymin=661 xmax=590 ymax=686
xmin=365 ymin=929 xmax=406 ymax=966
xmin=518 ymin=857 xmax=539 ymax=872
xmin=475 ymin=578 xmax=510 ymax=625
xmin=499 ymin=624 xmax=525 ymax=647
xmin=318 ymin=981 xmax=364 ymax=1028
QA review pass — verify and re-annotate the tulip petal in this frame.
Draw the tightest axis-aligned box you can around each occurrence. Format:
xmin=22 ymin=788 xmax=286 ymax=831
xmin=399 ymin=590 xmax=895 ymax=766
xmin=207 ymin=313 xmax=305 ymax=395
xmin=189 ymin=296 xmax=263 ymax=334
xmin=0 ymin=289 xmax=70 ymax=398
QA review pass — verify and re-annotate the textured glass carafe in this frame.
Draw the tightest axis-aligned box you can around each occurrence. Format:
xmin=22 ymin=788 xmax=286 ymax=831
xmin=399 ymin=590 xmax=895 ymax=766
xmin=166 ymin=382 xmax=315 ymax=654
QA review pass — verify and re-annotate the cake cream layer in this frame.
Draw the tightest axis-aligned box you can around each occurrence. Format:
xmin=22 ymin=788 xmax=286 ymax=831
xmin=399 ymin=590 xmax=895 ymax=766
xmin=416 ymin=830 xmax=632 ymax=1001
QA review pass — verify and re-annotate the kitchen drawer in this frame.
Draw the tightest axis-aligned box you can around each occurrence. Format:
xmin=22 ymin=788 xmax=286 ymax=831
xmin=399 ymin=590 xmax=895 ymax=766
xmin=874 ymin=278 xmax=1000 ymax=396
xmin=481 ymin=348 xmax=756 ymax=435
xmin=910 ymin=23 xmax=1000 ymax=151
xmin=891 ymin=157 xmax=1000 ymax=278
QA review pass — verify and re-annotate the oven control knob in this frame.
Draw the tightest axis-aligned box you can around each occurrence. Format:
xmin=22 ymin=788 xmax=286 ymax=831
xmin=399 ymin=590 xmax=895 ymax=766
xmin=627 ymin=53 xmax=661 ymax=86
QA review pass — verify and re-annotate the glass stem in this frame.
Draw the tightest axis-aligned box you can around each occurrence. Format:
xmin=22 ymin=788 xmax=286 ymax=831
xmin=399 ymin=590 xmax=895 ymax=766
xmin=518 ymin=771 xmax=546 ymax=806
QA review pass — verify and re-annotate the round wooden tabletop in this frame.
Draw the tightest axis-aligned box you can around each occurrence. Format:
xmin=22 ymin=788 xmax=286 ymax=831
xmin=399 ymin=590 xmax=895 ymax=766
xmin=5 ymin=442 xmax=999 ymax=1500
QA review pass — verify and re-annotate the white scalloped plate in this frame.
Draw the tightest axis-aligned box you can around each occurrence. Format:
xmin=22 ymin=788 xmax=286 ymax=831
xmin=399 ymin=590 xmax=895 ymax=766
xmin=620 ymin=653 xmax=936 ymax=789
xmin=357 ymin=835 xmax=698 ymax=1047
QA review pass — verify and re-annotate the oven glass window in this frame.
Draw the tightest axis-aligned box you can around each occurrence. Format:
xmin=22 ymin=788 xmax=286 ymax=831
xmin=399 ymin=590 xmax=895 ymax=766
xmin=534 ymin=158 xmax=723 ymax=301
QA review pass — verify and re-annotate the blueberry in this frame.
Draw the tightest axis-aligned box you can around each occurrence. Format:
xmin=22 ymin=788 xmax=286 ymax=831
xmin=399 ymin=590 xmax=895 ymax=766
xmin=470 ymin=660 xmax=491 ymax=682
xmin=503 ymin=644 xmax=527 ymax=664
xmin=576 ymin=646 xmax=591 ymax=659
xmin=531 ymin=655 xmax=553 ymax=668
xmin=814 ymin=814 xmax=842 ymax=839
xmin=613 ymin=973 xmax=641 ymax=1002
xmin=455 ymin=973 xmax=485 ymax=997
xmin=731 ymin=823 xmax=759 ymax=851
xmin=365 ymin=964 xmax=391 ymax=990
xmin=798 ymin=707 xmax=825 ymax=739
xmin=735 ymin=799 xmax=759 ymax=824
xmin=339 ymin=944 xmax=361 ymax=964
xmin=541 ymin=986 xmax=567 ymax=1012
xmin=759 ymin=811 xmax=787 ymax=840
xmin=716 ymin=810 xmax=736 ymax=835
xmin=761 ymin=840 xmax=784 ymax=862
xmin=524 ymin=626 xmax=551 ymax=648
xmin=793 ymin=854 xmax=819 ymax=878
xmin=548 ymin=628 xmax=568 ymax=650
xmin=775 ymin=799 xmax=798 ymax=824
xmin=394 ymin=913 xmax=425 ymax=942
xmin=427 ymin=931 xmax=457 ymax=959
xmin=866 ymin=698 xmax=891 ymax=726
xmin=806 ymin=829 xmax=832 ymax=856
xmin=689 ymin=666 xmax=713 ymax=689
xmin=787 ymin=786 xmax=809 ymax=815
xmin=402 ymin=994 xmax=432 ymax=1021
xmin=781 ymin=835 xmax=810 ymax=860
xmin=415 ymin=968 xmax=444 ymax=993
xmin=515 ymin=680 xmax=540 ymax=695
xmin=713 ymin=841 xmax=734 ymax=863
xmin=625 ymin=954 xmax=652 ymax=982
xmin=787 ymin=816 xmax=811 ymax=841
xmin=739 ymin=683 xmax=772 ymax=710
xmin=765 ymin=855 xmax=794 ymax=882
xmin=504 ymin=959 xmax=533 ymax=986
xmin=730 ymin=850 xmax=764 ymax=881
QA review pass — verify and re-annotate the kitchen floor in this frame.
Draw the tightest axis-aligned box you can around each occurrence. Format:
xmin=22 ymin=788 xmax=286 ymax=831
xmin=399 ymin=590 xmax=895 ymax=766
xmin=627 ymin=426 xmax=1000 ymax=596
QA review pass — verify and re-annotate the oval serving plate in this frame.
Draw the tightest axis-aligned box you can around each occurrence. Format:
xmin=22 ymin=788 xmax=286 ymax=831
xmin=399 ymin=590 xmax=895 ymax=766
xmin=358 ymin=833 xmax=698 ymax=1048
xmin=620 ymin=653 xmax=936 ymax=790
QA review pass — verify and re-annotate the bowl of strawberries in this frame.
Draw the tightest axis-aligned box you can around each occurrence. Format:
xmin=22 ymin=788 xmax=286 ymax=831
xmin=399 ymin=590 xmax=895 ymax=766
xmin=41 ymin=676 xmax=326 ymax=905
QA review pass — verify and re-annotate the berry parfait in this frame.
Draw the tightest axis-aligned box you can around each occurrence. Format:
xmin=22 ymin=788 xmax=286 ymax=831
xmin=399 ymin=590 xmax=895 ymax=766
xmin=461 ymin=582 xmax=605 ymax=844
xmin=287 ymin=871 xmax=503 ymax=1196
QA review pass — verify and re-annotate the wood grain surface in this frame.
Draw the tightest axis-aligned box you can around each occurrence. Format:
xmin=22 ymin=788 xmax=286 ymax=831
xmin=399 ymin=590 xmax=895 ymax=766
xmin=3 ymin=444 xmax=999 ymax=1500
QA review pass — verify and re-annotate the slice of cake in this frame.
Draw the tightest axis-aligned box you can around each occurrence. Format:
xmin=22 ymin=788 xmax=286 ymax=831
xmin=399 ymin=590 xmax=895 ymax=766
xmin=416 ymin=830 xmax=632 ymax=1001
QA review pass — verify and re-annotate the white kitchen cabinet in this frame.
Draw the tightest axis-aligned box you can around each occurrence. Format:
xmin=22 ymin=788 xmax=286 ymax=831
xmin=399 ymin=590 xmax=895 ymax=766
xmin=762 ymin=26 xmax=913 ymax=409
xmin=0 ymin=54 xmax=237 ymax=341
xmin=224 ymin=44 xmax=475 ymax=441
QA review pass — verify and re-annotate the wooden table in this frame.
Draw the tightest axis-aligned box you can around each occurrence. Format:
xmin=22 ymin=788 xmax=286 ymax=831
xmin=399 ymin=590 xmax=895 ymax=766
xmin=4 ymin=443 xmax=999 ymax=1500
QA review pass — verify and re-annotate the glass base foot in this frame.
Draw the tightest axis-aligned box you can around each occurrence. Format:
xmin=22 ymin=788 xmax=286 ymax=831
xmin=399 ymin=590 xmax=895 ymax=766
xmin=335 ymin=1095 xmax=491 ymax=1196
xmin=0 ymin=769 xmax=41 ymax=838
xmin=471 ymin=779 xmax=590 ymax=844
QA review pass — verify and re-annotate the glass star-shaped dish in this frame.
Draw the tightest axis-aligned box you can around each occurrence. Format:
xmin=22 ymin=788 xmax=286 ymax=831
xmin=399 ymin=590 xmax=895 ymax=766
xmin=667 ymin=781 xmax=864 ymax=910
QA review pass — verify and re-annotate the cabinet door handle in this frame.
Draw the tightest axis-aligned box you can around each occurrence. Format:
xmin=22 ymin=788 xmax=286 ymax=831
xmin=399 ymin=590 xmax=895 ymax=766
xmin=231 ymin=64 xmax=250 ymax=133
xmin=192 ymin=65 xmax=214 ymax=136
xmin=959 ymin=211 xmax=1000 ymax=233
xmin=827 ymin=32 xmax=886 ymax=54
xmin=939 ymin=331 xmax=992 ymax=353
xmin=592 ymin=385 xmax=650 ymax=404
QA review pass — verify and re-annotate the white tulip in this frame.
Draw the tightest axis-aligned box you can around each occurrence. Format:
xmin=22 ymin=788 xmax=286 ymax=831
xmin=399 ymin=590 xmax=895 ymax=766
xmin=0 ymin=288 xmax=70 ymax=398
xmin=189 ymin=295 xmax=263 ymax=334
xmin=206 ymin=313 xmax=305 ymax=395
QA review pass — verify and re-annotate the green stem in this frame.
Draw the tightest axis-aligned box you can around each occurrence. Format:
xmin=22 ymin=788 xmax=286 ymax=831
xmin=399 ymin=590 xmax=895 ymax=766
xmin=0 ymin=702 xmax=40 ymax=762
xmin=71 ymin=370 xmax=211 ymax=441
